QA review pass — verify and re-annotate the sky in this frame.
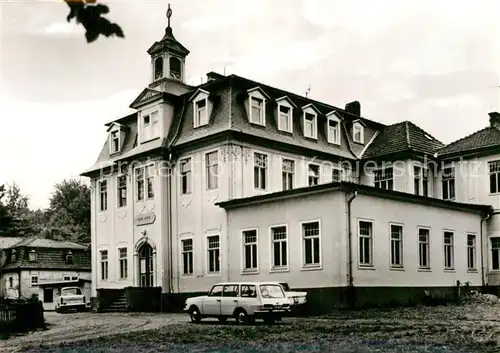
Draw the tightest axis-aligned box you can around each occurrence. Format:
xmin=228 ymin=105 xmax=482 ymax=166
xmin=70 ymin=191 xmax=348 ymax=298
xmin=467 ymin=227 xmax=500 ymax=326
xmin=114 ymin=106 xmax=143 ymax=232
xmin=0 ymin=0 xmax=499 ymax=210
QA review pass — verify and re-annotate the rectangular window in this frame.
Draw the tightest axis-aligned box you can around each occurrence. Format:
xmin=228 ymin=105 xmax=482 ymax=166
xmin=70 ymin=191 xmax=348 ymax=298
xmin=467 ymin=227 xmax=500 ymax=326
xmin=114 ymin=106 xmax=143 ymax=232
xmin=304 ymin=113 xmax=316 ymax=138
xmin=181 ymin=239 xmax=194 ymax=275
xmin=99 ymin=180 xmax=108 ymax=211
xmin=374 ymin=168 xmax=393 ymax=190
xmin=207 ymin=235 xmax=220 ymax=273
xmin=117 ymin=175 xmax=127 ymax=208
xmin=195 ymin=99 xmax=207 ymax=127
xmin=100 ymin=250 xmax=108 ymax=280
xmin=327 ymin=119 xmax=339 ymax=144
xmin=302 ymin=221 xmax=320 ymax=266
xmin=353 ymin=124 xmax=363 ymax=143
xmin=146 ymin=165 xmax=155 ymax=199
xmin=442 ymin=165 xmax=455 ymax=200
xmin=279 ymin=105 xmax=291 ymax=132
xmin=444 ymin=231 xmax=454 ymax=269
xmin=359 ymin=221 xmax=373 ymax=266
xmin=332 ymin=168 xmax=343 ymax=182
xmin=111 ymin=131 xmax=120 ymax=153
xmin=467 ymin=234 xmax=476 ymax=270
xmin=422 ymin=168 xmax=429 ymax=197
xmin=250 ymin=97 xmax=263 ymax=124
xmin=418 ymin=228 xmax=430 ymax=269
xmin=119 ymin=248 xmax=128 ymax=279
xmin=206 ymin=151 xmax=218 ymax=190
xmin=242 ymin=230 xmax=258 ymax=271
xmin=282 ymin=159 xmax=294 ymax=191
xmin=271 ymin=226 xmax=288 ymax=269
xmin=8 ymin=277 xmax=13 ymax=288
xmin=63 ymin=276 xmax=70 ymax=281
xmin=136 ymin=168 xmax=144 ymax=201
xmin=390 ymin=224 xmax=403 ymax=267
xmin=308 ymin=164 xmax=319 ymax=186
xmin=414 ymin=166 xmax=421 ymax=195
xmin=489 ymin=160 xmax=500 ymax=194
xmin=254 ymin=153 xmax=267 ymax=190
xmin=31 ymin=276 xmax=38 ymax=285
xmin=491 ymin=237 xmax=500 ymax=270
xmin=180 ymin=158 xmax=192 ymax=195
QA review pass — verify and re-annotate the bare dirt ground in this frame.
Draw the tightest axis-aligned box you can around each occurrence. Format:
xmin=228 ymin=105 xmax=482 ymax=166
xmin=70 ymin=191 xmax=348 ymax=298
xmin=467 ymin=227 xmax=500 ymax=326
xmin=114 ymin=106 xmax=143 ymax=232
xmin=3 ymin=303 xmax=500 ymax=352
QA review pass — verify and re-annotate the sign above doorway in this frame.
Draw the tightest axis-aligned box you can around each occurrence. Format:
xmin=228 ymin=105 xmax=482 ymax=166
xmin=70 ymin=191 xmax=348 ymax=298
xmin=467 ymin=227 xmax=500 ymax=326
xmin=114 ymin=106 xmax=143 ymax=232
xmin=135 ymin=212 xmax=156 ymax=226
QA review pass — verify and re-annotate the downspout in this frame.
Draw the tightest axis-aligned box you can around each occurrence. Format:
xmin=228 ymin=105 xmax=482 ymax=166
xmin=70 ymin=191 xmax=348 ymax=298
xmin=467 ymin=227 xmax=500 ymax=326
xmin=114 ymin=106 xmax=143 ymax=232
xmin=346 ymin=188 xmax=358 ymax=308
xmin=480 ymin=212 xmax=491 ymax=287
xmin=167 ymin=153 xmax=174 ymax=294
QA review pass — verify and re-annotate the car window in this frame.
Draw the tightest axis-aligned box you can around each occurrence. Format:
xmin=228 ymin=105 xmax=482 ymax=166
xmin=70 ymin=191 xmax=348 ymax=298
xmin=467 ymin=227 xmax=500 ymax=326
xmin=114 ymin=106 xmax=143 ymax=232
xmin=208 ymin=285 xmax=224 ymax=297
xmin=279 ymin=282 xmax=291 ymax=291
xmin=260 ymin=284 xmax=285 ymax=298
xmin=240 ymin=285 xmax=257 ymax=298
xmin=223 ymin=285 xmax=239 ymax=297
xmin=62 ymin=288 xmax=82 ymax=296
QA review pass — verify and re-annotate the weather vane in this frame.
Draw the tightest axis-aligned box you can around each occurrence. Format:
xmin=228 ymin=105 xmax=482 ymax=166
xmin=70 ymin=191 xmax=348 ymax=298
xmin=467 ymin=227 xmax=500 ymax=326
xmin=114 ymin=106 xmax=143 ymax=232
xmin=166 ymin=4 xmax=172 ymax=28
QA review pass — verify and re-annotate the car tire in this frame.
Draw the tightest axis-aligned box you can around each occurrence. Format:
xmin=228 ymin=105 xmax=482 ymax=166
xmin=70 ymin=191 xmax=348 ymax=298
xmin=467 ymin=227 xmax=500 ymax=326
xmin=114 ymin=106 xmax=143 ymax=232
xmin=234 ymin=309 xmax=249 ymax=325
xmin=189 ymin=306 xmax=201 ymax=323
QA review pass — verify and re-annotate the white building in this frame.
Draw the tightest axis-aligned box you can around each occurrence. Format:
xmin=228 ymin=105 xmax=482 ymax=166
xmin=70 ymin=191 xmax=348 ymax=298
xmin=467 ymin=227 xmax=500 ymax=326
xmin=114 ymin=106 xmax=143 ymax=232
xmin=81 ymin=7 xmax=498 ymax=312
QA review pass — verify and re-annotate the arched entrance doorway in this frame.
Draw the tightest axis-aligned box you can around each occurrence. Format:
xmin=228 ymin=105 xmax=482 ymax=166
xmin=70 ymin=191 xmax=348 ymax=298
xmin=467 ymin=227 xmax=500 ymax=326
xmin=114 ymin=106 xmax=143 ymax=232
xmin=138 ymin=243 xmax=154 ymax=287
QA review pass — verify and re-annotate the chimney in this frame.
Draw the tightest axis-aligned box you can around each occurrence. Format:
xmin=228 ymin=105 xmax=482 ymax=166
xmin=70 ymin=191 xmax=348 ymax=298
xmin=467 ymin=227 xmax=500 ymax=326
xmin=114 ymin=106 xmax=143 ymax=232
xmin=206 ymin=71 xmax=225 ymax=82
xmin=345 ymin=101 xmax=361 ymax=117
xmin=489 ymin=112 xmax=500 ymax=130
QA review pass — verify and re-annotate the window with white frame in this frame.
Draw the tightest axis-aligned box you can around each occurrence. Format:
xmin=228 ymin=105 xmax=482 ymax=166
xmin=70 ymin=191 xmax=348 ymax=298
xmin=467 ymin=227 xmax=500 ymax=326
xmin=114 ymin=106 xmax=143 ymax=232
xmin=31 ymin=275 xmax=38 ymax=285
xmin=374 ymin=167 xmax=393 ymax=190
xmin=254 ymin=153 xmax=267 ymax=190
xmin=242 ymin=230 xmax=258 ymax=271
xmin=100 ymin=250 xmax=108 ymax=280
xmin=390 ymin=224 xmax=403 ymax=267
xmin=110 ymin=130 xmax=120 ymax=154
xmin=117 ymin=175 xmax=127 ymax=208
xmin=271 ymin=226 xmax=288 ymax=269
xmin=467 ymin=234 xmax=476 ymax=270
xmin=414 ymin=166 xmax=421 ymax=195
xmin=206 ymin=151 xmax=219 ymax=190
xmin=353 ymin=122 xmax=364 ymax=143
xmin=28 ymin=250 xmax=37 ymax=262
xmin=332 ymin=168 xmax=343 ymax=182
xmin=282 ymin=159 xmax=294 ymax=191
xmin=146 ymin=165 xmax=155 ymax=199
xmin=441 ymin=165 xmax=455 ymax=200
xmin=327 ymin=117 xmax=340 ymax=144
xmin=304 ymin=112 xmax=317 ymax=139
xmin=278 ymin=105 xmax=292 ymax=132
xmin=136 ymin=168 xmax=144 ymax=201
xmin=250 ymin=96 xmax=264 ymax=125
xmin=180 ymin=158 xmax=192 ymax=195
xmin=194 ymin=98 xmax=208 ymax=127
xmin=119 ymin=248 xmax=128 ymax=279
xmin=489 ymin=160 xmax=500 ymax=194
xmin=181 ymin=239 xmax=194 ymax=275
xmin=308 ymin=164 xmax=320 ymax=186
xmin=492 ymin=237 xmax=500 ymax=270
xmin=418 ymin=228 xmax=430 ymax=269
xmin=302 ymin=221 xmax=320 ymax=266
xmin=443 ymin=231 xmax=454 ymax=269
xmin=422 ymin=168 xmax=429 ymax=197
xmin=207 ymin=235 xmax=220 ymax=273
xmin=99 ymin=180 xmax=108 ymax=211
xmin=142 ymin=111 xmax=159 ymax=142
xmin=358 ymin=221 xmax=373 ymax=266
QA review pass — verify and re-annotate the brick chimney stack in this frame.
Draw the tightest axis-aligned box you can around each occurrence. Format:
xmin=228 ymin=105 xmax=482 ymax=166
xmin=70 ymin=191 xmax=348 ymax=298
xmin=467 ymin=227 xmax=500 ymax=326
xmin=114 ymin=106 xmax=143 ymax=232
xmin=488 ymin=112 xmax=500 ymax=130
xmin=345 ymin=101 xmax=361 ymax=117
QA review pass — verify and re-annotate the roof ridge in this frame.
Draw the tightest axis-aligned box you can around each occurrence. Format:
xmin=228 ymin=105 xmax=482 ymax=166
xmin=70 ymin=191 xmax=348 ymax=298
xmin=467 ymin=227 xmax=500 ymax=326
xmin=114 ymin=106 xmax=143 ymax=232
xmin=405 ymin=121 xmax=411 ymax=150
xmin=439 ymin=126 xmax=493 ymax=152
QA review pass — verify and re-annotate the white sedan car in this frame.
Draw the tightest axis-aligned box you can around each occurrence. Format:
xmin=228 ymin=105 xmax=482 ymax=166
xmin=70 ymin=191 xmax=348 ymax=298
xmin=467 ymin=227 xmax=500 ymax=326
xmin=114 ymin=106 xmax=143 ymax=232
xmin=184 ymin=281 xmax=291 ymax=325
xmin=55 ymin=287 xmax=87 ymax=313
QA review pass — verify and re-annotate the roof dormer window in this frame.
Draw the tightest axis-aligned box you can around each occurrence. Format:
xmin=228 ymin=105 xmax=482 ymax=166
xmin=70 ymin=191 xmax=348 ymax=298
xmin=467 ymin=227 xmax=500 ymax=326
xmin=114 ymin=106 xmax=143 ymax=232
xmin=66 ymin=251 xmax=74 ymax=264
xmin=276 ymin=96 xmax=296 ymax=133
xmin=195 ymin=98 xmax=208 ymax=127
xmin=250 ymin=97 xmax=264 ymax=125
xmin=141 ymin=110 xmax=159 ymax=143
xmin=353 ymin=122 xmax=364 ymax=144
xmin=247 ymin=87 xmax=269 ymax=127
xmin=11 ymin=250 xmax=16 ymax=262
xmin=110 ymin=131 xmax=120 ymax=154
xmin=302 ymin=104 xmax=319 ymax=139
xmin=326 ymin=114 xmax=341 ymax=145
xmin=28 ymin=249 xmax=37 ymax=262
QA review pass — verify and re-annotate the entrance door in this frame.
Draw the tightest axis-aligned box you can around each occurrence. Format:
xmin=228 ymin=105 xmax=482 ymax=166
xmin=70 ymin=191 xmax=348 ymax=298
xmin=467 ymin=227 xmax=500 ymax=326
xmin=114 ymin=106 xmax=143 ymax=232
xmin=138 ymin=243 xmax=154 ymax=287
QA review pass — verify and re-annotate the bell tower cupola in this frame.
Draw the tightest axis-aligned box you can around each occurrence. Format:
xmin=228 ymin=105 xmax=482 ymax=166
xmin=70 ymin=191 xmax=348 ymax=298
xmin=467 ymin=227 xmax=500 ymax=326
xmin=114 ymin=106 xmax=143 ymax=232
xmin=147 ymin=4 xmax=190 ymax=92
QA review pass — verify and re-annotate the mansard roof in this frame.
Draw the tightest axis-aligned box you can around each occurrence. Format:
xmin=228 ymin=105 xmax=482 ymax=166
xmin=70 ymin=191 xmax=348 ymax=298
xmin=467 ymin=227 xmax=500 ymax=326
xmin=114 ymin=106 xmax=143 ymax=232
xmin=437 ymin=126 xmax=500 ymax=158
xmin=362 ymin=121 xmax=444 ymax=159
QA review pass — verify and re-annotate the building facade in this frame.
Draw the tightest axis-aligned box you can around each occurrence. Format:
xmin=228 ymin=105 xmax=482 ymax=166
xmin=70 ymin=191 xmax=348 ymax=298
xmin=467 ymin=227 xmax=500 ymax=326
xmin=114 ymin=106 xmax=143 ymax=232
xmin=81 ymin=8 xmax=498 ymax=311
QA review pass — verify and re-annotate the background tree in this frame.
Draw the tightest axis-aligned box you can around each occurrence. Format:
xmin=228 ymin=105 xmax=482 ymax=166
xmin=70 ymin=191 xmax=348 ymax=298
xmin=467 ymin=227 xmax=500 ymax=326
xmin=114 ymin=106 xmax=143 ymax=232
xmin=46 ymin=179 xmax=91 ymax=244
xmin=65 ymin=0 xmax=124 ymax=43
xmin=0 ymin=184 xmax=13 ymax=235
